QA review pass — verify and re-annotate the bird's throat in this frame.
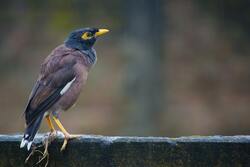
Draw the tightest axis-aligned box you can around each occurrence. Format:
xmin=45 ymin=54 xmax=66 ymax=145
xmin=80 ymin=48 xmax=97 ymax=65
xmin=65 ymin=40 xmax=97 ymax=65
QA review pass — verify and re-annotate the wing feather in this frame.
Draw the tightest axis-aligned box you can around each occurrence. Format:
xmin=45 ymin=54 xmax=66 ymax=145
xmin=24 ymin=53 xmax=77 ymax=126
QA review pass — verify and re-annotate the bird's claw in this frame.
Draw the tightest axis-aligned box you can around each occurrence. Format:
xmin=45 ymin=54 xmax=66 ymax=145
xmin=60 ymin=134 xmax=80 ymax=151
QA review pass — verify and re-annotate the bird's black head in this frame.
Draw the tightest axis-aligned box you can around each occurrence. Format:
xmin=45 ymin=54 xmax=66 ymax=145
xmin=65 ymin=28 xmax=109 ymax=51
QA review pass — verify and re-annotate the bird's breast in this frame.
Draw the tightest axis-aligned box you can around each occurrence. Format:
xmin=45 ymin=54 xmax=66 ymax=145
xmin=55 ymin=74 xmax=87 ymax=111
xmin=51 ymin=62 xmax=89 ymax=111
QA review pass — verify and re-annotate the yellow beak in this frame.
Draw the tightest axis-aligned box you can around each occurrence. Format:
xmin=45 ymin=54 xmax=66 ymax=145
xmin=95 ymin=29 xmax=109 ymax=37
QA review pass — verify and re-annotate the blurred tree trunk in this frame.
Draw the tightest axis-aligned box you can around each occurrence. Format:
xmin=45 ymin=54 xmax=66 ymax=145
xmin=122 ymin=0 xmax=165 ymax=135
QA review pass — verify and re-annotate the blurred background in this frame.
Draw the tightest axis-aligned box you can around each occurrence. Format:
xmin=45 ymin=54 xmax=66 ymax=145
xmin=0 ymin=0 xmax=250 ymax=137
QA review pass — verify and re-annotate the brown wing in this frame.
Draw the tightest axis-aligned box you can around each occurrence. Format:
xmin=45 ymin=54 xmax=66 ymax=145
xmin=24 ymin=49 xmax=77 ymax=126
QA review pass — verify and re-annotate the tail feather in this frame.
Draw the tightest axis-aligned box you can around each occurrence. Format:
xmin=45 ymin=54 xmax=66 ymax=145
xmin=20 ymin=114 xmax=44 ymax=150
xmin=21 ymin=88 xmax=63 ymax=150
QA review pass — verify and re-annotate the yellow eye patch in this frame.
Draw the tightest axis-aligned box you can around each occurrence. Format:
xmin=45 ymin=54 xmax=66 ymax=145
xmin=81 ymin=32 xmax=93 ymax=40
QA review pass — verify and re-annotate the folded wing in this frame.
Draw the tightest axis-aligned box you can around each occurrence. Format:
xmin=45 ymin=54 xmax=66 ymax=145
xmin=21 ymin=53 xmax=77 ymax=149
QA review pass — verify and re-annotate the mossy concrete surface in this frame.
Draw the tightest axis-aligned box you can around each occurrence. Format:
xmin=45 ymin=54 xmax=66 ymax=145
xmin=0 ymin=134 xmax=250 ymax=167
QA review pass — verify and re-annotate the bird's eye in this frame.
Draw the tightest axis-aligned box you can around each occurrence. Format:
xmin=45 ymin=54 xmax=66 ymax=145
xmin=86 ymin=32 xmax=92 ymax=37
xmin=81 ymin=32 xmax=93 ymax=40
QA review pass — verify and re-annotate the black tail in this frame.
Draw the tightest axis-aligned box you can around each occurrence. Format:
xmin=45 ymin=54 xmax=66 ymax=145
xmin=20 ymin=88 xmax=63 ymax=150
xmin=20 ymin=113 xmax=44 ymax=150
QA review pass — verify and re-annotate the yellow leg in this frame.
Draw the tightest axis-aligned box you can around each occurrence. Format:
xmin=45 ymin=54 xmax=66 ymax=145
xmin=52 ymin=116 xmax=70 ymax=135
xmin=45 ymin=116 xmax=55 ymax=132
xmin=52 ymin=116 xmax=79 ymax=151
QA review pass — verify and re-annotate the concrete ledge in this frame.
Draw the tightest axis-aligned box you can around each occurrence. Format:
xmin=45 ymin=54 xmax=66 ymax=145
xmin=0 ymin=134 xmax=250 ymax=167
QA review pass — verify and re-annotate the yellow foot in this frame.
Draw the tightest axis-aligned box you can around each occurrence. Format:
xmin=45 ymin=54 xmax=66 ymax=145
xmin=61 ymin=134 xmax=80 ymax=151
xmin=42 ymin=131 xmax=57 ymax=158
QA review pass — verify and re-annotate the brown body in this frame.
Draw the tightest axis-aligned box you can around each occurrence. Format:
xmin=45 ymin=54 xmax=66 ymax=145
xmin=45 ymin=45 xmax=90 ymax=114
xmin=26 ymin=44 xmax=93 ymax=124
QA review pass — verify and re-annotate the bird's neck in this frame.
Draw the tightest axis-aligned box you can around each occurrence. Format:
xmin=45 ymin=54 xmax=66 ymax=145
xmin=65 ymin=40 xmax=97 ymax=65
xmin=80 ymin=48 xmax=97 ymax=65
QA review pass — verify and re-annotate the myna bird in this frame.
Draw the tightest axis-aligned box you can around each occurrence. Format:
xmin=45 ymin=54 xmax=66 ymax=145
xmin=20 ymin=28 xmax=109 ymax=151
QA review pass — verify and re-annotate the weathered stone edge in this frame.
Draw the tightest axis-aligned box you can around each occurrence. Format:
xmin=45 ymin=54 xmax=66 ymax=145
xmin=1 ymin=134 xmax=250 ymax=143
